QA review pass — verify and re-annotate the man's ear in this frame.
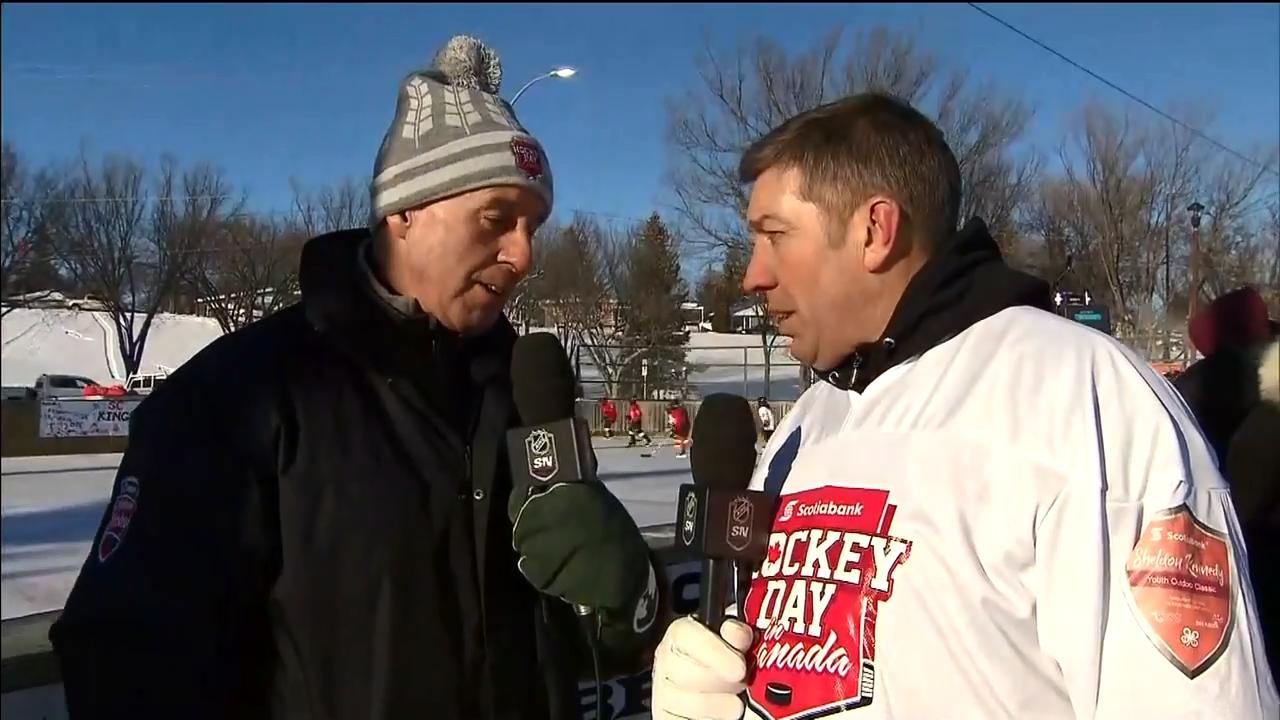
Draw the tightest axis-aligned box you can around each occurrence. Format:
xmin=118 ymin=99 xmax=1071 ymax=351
xmin=860 ymin=196 xmax=902 ymax=274
xmin=383 ymin=211 xmax=412 ymax=242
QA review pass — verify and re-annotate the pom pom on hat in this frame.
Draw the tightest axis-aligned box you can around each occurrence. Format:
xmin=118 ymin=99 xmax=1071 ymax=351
xmin=431 ymin=35 xmax=503 ymax=94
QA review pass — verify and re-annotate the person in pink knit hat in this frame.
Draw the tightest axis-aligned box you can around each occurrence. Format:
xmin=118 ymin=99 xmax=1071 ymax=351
xmin=1174 ymin=286 xmax=1277 ymax=464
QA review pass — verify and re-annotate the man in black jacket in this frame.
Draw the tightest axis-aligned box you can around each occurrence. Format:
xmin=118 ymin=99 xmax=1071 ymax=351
xmin=50 ymin=35 xmax=661 ymax=720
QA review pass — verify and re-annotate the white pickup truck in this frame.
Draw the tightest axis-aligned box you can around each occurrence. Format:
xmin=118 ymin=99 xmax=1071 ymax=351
xmin=124 ymin=373 xmax=167 ymax=395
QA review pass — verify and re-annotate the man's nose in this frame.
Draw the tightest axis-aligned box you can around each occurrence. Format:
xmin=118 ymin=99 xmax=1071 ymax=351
xmin=741 ymin=245 xmax=776 ymax=294
xmin=500 ymin=228 xmax=533 ymax=277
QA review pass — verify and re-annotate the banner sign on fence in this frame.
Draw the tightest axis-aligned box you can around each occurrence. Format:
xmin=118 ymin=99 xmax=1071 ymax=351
xmin=39 ymin=398 xmax=142 ymax=438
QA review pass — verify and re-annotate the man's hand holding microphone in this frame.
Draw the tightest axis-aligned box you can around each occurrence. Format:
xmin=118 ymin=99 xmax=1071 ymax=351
xmin=653 ymin=393 xmax=771 ymax=720
xmin=503 ymin=334 xmax=769 ymax=719
xmin=505 ymin=333 xmax=662 ymax=681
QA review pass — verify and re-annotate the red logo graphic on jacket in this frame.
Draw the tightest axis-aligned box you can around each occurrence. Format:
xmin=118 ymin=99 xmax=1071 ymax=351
xmin=97 ymin=476 xmax=140 ymax=563
xmin=1125 ymin=505 xmax=1234 ymax=678
xmin=743 ymin=487 xmax=911 ymax=720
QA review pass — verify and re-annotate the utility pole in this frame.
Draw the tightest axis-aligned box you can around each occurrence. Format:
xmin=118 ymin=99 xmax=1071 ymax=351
xmin=1164 ymin=200 xmax=1172 ymax=361
xmin=1186 ymin=202 xmax=1204 ymax=360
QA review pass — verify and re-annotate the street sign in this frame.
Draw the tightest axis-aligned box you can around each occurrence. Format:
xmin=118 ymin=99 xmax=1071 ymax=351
xmin=1066 ymin=304 xmax=1112 ymax=336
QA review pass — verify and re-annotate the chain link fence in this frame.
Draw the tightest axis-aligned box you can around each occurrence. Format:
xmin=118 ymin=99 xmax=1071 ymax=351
xmin=572 ymin=342 xmax=809 ymax=402
xmin=566 ymin=324 xmax=1198 ymax=404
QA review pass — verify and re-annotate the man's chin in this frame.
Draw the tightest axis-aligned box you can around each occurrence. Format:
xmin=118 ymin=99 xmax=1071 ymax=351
xmin=454 ymin=308 xmax=504 ymax=337
xmin=787 ymin=338 xmax=817 ymax=368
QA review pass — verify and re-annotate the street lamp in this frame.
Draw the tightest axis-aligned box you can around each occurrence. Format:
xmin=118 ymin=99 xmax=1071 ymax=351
xmin=510 ymin=67 xmax=577 ymax=105
xmin=1187 ymin=202 xmax=1204 ymax=228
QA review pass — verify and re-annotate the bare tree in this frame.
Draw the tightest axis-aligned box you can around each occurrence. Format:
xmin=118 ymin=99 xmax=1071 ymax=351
xmin=290 ymin=177 xmax=370 ymax=237
xmin=1262 ymin=203 xmax=1280 ymax=314
xmin=184 ymin=215 xmax=303 ymax=333
xmin=507 ymin=220 xmax=559 ymax=333
xmin=2 ymin=142 xmax=68 ymax=313
xmin=1027 ymin=100 xmax=1277 ymax=356
xmin=933 ymin=71 xmax=1042 ymax=257
xmin=534 ymin=214 xmax=639 ymax=398
xmin=1192 ymin=148 xmax=1279 ymax=301
xmin=53 ymin=152 xmax=148 ymax=379
xmin=154 ymin=157 xmax=245 ymax=304
xmin=666 ymin=25 xmax=1037 ymax=263
xmin=54 ymin=152 xmax=239 ymax=377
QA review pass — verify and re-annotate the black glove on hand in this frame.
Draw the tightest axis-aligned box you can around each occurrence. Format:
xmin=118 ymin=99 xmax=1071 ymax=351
xmin=510 ymin=482 xmax=664 ymax=673
xmin=509 ymin=482 xmax=652 ymax=612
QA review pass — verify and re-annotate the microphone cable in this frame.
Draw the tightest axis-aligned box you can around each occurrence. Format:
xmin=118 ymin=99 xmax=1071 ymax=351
xmin=578 ymin=610 xmax=605 ymax=720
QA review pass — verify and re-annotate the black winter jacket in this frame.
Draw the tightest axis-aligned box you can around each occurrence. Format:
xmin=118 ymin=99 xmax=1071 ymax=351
xmin=50 ymin=229 xmax=631 ymax=719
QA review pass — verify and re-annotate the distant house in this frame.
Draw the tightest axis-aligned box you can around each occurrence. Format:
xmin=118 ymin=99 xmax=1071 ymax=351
xmin=729 ymin=300 xmax=767 ymax=334
xmin=3 ymin=290 xmax=72 ymax=310
xmin=521 ymin=297 xmax=626 ymax=333
xmin=193 ymin=287 xmax=299 ymax=324
xmin=680 ymin=302 xmax=707 ymax=332
xmin=2 ymin=290 xmax=109 ymax=312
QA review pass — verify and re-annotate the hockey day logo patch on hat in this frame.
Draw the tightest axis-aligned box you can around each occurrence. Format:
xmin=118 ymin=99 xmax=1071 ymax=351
xmin=510 ymin=136 xmax=544 ymax=180
xmin=743 ymin=486 xmax=912 ymax=720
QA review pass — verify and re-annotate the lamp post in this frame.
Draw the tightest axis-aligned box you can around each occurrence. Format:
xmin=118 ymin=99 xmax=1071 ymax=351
xmin=1186 ymin=201 xmax=1205 ymax=359
xmin=510 ymin=67 xmax=577 ymax=105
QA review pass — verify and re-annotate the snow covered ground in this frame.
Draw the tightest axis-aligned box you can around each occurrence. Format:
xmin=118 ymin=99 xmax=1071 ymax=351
xmin=2 ymin=309 xmax=806 ymax=399
xmin=1 ymin=310 xmax=790 ymax=619
xmin=574 ymin=331 xmax=805 ymax=400
xmin=1 ymin=309 xmax=225 ymax=386
xmin=1 ymin=439 xmax=698 ymax=620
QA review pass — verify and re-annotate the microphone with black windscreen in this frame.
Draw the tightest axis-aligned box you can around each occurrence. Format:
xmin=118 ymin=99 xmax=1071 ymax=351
xmin=506 ymin=332 xmax=598 ymax=618
xmin=506 ymin=331 xmax=611 ymax=720
xmin=507 ymin=332 xmax=595 ymax=491
xmin=676 ymin=393 xmax=772 ymax=631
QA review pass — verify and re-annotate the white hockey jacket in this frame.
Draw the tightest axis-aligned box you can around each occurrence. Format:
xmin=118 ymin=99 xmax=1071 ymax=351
xmin=737 ymin=221 xmax=1278 ymax=720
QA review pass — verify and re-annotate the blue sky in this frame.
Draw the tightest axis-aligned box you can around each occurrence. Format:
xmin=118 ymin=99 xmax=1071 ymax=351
xmin=3 ymin=3 xmax=1278 ymax=251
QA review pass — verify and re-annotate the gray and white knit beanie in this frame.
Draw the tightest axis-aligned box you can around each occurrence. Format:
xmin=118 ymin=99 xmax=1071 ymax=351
xmin=370 ymin=35 xmax=553 ymax=228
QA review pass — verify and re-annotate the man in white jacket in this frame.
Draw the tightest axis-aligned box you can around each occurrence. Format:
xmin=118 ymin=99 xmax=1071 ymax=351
xmin=649 ymin=93 xmax=1278 ymax=720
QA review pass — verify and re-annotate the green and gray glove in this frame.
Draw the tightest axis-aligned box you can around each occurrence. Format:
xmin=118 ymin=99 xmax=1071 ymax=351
xmin=509 ymin=482 xmax=662 ymax=665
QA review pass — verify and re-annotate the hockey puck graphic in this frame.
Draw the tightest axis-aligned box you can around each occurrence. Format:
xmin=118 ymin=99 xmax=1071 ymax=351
xmin=764 ymin=682 xmax=793 ymax=706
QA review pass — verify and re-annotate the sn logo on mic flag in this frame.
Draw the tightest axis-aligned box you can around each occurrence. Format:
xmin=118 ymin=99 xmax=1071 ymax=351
xmin=743 ymin=486 xmax=912 ymax=720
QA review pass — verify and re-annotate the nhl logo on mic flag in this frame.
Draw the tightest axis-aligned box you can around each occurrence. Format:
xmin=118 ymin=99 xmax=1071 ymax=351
xmin=525 ymin=428 xmax=559 ymax=483
xmin=681 ymin=492 xmax=698 ymax=546
xmin=728 ymin=496 xmax=754 ymax=552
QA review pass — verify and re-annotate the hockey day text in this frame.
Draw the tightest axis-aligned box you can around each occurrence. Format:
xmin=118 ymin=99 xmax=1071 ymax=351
xmin=751 ymin=528 xmax=910 ymax=676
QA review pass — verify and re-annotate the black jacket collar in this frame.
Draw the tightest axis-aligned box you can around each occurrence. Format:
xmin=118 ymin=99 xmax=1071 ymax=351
xmin=298 ymin=228 xmax=514 ymax=385
xmin=820 ymin=218 xmax=1053 ymax=393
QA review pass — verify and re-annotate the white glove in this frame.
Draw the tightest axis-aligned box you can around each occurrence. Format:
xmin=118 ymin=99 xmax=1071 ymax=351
xmin=651 ymin=616 xmax=754 ymax=720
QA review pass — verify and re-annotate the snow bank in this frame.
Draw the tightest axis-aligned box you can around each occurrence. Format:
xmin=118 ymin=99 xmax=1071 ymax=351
xmin=2 ymin=309 xmax=224 ymax=386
